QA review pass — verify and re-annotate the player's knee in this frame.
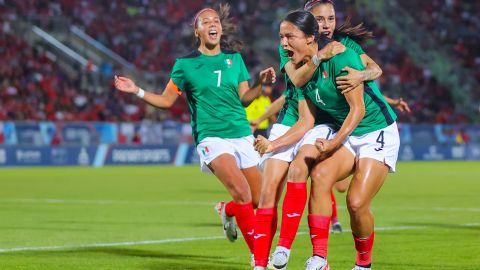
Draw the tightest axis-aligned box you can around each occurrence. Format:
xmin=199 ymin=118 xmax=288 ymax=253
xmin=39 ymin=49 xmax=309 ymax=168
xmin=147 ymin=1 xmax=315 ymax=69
xmin=347 ymin=194 xmax=369 ymax=215
xmin=287 ymin=162 xmax=308 ymax=182
xmin=311 ymin=169 xmax=336 ymax=190
xmin=310 ymin=166 xmax=331 ymax=183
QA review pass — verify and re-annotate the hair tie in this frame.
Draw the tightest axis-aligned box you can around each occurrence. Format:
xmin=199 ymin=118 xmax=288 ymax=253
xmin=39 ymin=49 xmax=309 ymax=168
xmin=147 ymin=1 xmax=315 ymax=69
xmin=192 ymin=8 xmax=216 ymax=28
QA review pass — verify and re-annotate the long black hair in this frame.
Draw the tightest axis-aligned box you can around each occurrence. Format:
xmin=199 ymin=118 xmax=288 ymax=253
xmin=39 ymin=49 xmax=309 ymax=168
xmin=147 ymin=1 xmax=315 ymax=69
xmin=283 ymin=10 xmax=321 ymax=42
xmin=193 ymin=3 xmax=243 ymax=52
xmin=282 ymin=10 xmax=332 ymax=49
xmin=303 ymin=0 xmax=373 ymax=43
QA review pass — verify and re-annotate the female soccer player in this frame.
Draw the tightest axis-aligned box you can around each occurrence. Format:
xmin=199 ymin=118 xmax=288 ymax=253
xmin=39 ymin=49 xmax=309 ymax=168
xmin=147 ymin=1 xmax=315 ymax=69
xmin=253 ymin=1 xmax=404 ymax=269
xmin=113 ymin=5 xmax=275 ymax=264
xmin=256 ymin=10 xmax=399 ymax=270
xmin=251 ymin=14 xmax=350 ymax=270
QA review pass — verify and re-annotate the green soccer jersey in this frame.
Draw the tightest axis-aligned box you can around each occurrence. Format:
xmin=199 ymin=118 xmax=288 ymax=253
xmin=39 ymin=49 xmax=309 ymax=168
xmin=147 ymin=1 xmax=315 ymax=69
xmin=277 ymin=36 xmax=365 ymax=127
xmin=276 ymin=75 xmax=304 ymax=127
xmin=170 ymin=50 xmax=252 ymax=145
xmin=301 ymin=47 xmax=397 ymax=136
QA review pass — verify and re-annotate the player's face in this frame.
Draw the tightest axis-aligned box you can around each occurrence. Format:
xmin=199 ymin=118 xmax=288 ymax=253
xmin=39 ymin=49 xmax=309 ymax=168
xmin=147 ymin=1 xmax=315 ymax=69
xmin=279 ymin=21 xmax=314 ymax=65
xmin=310 ymin=3 xmax=336 ymax=39
xmin=195 ymin=10 xmax=223 ymax=48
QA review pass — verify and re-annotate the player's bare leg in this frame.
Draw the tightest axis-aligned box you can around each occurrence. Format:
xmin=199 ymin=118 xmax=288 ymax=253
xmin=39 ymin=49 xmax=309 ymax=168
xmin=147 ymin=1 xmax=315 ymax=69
xmin=304 ymin=147 xmax=354 ymax=266
xmin=209 ymin=154 xmax=255 ymax=254
xmin=347 ymin=158 xmax=389 ymax=269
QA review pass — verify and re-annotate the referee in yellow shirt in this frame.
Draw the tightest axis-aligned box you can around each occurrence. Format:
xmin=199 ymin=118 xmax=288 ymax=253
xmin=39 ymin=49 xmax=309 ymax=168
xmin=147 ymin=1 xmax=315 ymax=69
xmin=245 ymin=85 xmax=274 ymax=138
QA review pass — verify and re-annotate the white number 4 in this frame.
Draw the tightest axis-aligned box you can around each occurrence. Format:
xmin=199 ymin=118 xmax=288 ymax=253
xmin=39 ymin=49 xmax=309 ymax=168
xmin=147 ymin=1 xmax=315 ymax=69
xmin=214 ymin=70 xmax=222 ymax=87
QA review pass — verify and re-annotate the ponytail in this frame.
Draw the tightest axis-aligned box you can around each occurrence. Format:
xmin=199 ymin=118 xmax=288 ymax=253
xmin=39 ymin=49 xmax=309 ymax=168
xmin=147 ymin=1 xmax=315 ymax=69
xmin=217 ymin=3 xmax=244 ymax=52
xmin=334 ymin=17 xmax=373 ymax=43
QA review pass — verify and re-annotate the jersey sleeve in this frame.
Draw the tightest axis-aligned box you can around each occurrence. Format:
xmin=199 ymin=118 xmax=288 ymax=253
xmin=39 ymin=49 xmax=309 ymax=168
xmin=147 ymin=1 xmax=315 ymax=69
xmin=237 ymin=54 xmax=251 ymax=83
xmin=170 ymin=59 xmax=186 ymax=91
xmin=166 ymin=79 xmax=182 ymax=95
xmin=333 ymin=49 xmax=365 ymax=78
xmin=341 ymin=36 xmax=365 ymax=55
xmin=278 ymin=45 xmax=290 ymax=73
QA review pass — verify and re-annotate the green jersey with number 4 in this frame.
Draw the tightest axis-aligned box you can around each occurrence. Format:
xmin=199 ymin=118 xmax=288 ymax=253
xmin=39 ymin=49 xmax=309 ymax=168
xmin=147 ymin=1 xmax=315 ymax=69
xmin=277 ymin=36 xmax=366 ymax=127
xmin=170 ymin=50 xmax=252 ymax=145
xmin=301 ymin=47 xmax=397 ymax=136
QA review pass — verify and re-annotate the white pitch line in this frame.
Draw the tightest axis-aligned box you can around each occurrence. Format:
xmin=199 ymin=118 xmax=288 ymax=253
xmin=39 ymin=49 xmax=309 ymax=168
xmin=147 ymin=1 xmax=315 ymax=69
xmin=0 ymin=225 xmax=443 ymax=254
xmin=0 ymin=236 xmax=225 ymax=253
xmin=0 ymin=198 xmax=215 ymax=206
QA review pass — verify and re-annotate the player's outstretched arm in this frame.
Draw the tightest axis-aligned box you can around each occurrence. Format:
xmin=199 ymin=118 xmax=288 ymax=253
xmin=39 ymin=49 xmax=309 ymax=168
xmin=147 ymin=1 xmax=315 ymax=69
xmin=114 ymin=75 xmax=179 ymax=109
xmin=384 ymin=95 xmax=411 ymax=113
xmin=238 ymin=67 xmax=276 ymax=107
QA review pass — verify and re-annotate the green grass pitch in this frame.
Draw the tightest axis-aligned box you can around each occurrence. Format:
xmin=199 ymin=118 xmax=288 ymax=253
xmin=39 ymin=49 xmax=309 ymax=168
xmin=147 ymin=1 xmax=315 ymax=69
xmin=0 ymin=161 xmax=479 ymax=269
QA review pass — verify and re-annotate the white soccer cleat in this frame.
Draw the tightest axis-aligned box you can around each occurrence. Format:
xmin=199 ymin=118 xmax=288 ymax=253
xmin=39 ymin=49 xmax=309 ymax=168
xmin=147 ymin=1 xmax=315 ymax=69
xmin=304 ymin=256 xmax=330 ymax=270
xmin=268 ymin=246 xmax=290 ymax=269
xmin=331 ymin=221 xmax=343 ymax=233
xmin=214 ymin=201 xmax=238 ymax=242
xmin=352 ymin=266 xmax=371 ymax=270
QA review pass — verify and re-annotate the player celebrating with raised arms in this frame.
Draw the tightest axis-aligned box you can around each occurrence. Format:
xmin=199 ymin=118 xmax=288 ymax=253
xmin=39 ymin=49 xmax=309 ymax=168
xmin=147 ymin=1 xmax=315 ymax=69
xmin=114 ymin=4 xmax=275 ymax=265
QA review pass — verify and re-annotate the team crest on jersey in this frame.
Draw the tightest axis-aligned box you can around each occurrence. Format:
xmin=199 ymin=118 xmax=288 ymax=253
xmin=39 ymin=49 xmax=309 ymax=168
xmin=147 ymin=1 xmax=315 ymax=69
xmin=322 ymin=70 xmax=328 ymax=79
xmin=225 ymin=58 xmax=233 ymax=68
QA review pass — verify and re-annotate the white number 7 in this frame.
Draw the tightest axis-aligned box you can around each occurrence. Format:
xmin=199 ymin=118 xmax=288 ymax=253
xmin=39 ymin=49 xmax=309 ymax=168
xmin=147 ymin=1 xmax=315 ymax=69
xmin=214 ymin=70 xmax=222 ymax=87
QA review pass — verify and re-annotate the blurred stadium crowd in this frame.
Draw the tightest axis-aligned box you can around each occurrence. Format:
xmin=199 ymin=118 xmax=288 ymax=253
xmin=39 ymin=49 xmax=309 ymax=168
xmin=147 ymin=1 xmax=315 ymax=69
xmin=1 ymin=0 xmax=479 ymax=124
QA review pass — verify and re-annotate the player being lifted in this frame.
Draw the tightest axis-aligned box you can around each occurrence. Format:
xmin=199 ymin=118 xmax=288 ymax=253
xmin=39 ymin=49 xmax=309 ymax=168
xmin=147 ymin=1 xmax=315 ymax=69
xmin=256 ymin=10 xmax=399 ymax=270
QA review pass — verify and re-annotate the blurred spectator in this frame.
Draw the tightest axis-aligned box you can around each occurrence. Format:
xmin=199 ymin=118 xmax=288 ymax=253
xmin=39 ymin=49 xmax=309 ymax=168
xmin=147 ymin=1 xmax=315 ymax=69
xmin=1 ymin=0 xmax=478 ymax=124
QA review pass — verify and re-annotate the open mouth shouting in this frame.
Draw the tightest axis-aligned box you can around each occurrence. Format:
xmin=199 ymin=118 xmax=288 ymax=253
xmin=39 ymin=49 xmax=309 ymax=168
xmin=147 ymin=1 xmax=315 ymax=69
xmin=285 ymin=48 xmax=294 ymax=60
xmin=208 ymin=28 xmax=218 ymax=41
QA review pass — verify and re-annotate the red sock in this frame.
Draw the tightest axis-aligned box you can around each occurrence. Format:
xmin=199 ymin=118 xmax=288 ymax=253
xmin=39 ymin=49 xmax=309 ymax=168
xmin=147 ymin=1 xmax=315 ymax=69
xmin=233 ymin=201 xmax=256 ymax=254
xmin=278 ymin=182 xmax=307 ymax=249
xmin=270 ymin=206 xmax=278 ymax=244
xmin=330 ymin=192 xmax=338 ymax=224
xmin=225 ymin=201 xmax=236 ymax=217
xmin=254 ymin=208 xmax=275 ymax=267
xmin=308 ymin=215 xmax=331 ymax=257
xmin=354 ymin=232 xmax=375 ymax=267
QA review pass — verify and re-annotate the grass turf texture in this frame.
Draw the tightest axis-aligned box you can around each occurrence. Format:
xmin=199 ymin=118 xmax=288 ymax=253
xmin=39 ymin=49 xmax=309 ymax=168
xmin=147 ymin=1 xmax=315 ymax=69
xmin=0 ymin=161 xmax=479 ymax=269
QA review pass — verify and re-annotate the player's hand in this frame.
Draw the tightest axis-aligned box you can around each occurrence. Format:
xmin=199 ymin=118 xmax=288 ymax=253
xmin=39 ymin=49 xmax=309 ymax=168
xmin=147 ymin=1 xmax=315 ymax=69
xmin=315 ymin=138 xmax=337 ymax=155
xmin=393 ymin=97 xmax=411 ymax=113
xmin=249 ymin=120 xmax=260 ymax=132
xmin=259 ymin=67 xmax=276 ymax=85
xmin=318 ymin=41 xmax=346 ymax=61
xmin=114 ymin=75 xmax=139 ymax=94
xmin=254 ymin=135 xmax=274 ymax=154
xmin=336 ymin=67 xmax=363 ymax=93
